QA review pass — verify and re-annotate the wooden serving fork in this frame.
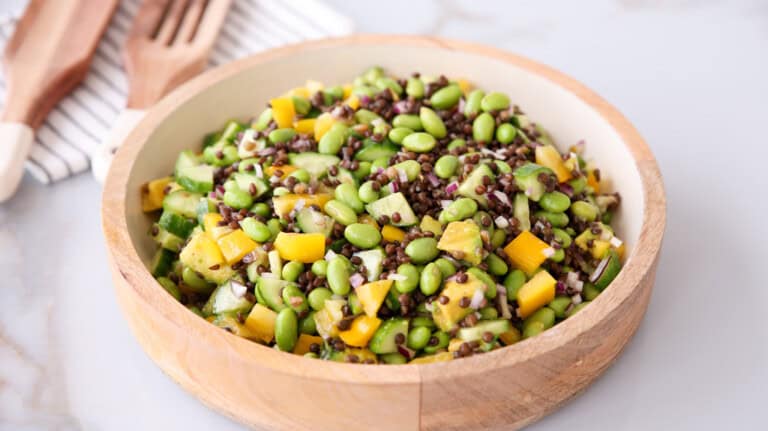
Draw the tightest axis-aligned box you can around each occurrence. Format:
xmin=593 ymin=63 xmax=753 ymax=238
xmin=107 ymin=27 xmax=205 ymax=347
xmin=92 ymin=0 xmax=231 ymax=182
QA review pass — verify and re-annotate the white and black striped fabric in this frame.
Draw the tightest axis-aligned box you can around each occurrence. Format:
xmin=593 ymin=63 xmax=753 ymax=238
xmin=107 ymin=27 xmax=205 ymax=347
xmin=0 ymin=0 xmax=353 ymax=183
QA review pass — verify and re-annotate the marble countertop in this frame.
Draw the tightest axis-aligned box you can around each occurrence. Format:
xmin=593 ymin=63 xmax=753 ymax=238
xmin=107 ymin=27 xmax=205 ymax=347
xmin=2 ymin=0 xmax=767 ymax=429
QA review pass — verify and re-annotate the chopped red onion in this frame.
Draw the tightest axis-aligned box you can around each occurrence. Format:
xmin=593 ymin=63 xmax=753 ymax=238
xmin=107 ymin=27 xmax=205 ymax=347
xmin=558 ymin=182 xmax=574 ymax=197
xmin=445 ymin=182 xmax=459 ymax=194
xmin=590 ymin=256 xmax=610 ymax=282
xmin=324 ymin=249 xmax=337 ymax=262
xmin=397 ymin=345 xmax=415 ymax=360
xmin=294 ymin=199 xmax=306 ymax=212
xmin=426 ymin=172 xmax=441 ymax=187
xmin=260 ymin=272 xmax=277 ymax=279
xmin=610 ymin=236 xmax=623 ymax=248
xmin=230 ymin=281 xmax=247 ymax=298
xmin=469 ymin=288 xmax=485 ymax=309
xmin=331 ymin=106 xmax=345 ymax=118
xmin=440 ymin=200 xmax=453 ymax=209
xmin=397 ymin=168 xmax=408 ymax=183
xmin=393 ymin=100 xmax=408 ymax=114
xmin=525 ymin=187 xmax=533 ymax=197
xmin=572 ymin=280 xmax=584 ymax=292
xmin=574 ymin=139 xmax=586 ymax=154
xmin=253 ymin=164 xmax=264 ymax=178
xmin=542 ymin=247 xmax=555 ymax=258
xmin=556 ymin=281 xmax=567 ymax=294
xmin=492 ymin=190 xmax=511 ymax=206
xmin=571 ymin=294 xmax=583 ymax=305
xmin=349 ymin=273 xmax=365 ymax=289
xmin=389 ymin=181 xmax=399 ymax=193
xmin=458 ymin=97 xmax=466 ymax=113
xmin=494 ymin=216 xmax=509 ymax=229
xmin=208 ymin=192 xmax=217 ymax=199
xmin=257 ymin=147 xmax=277 ymax=156
xmin=566 ymin=271 xmax=580 ymax=287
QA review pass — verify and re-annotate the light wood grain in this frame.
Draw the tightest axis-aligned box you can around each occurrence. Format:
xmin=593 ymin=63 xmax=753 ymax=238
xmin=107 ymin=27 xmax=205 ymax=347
xmin=0 ymin=0 xmax=117 ymax=127
xmin=101 ymin=35 xmax=666 ymax=431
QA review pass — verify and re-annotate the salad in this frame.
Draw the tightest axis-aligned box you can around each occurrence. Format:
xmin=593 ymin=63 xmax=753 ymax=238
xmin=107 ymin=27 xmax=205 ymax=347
xmin=142 ymin=67 xmax=623 ymax=364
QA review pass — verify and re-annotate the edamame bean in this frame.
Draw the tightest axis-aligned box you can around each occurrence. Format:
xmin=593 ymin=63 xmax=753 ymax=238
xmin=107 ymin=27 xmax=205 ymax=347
xmin=335 ymin=182 xmax=364 ymax=213
xmin=485 ymin=253 xmax=509 ymax=276
xmin=394 ymin=160 xmax=421 ymax=181
xmin=250 ymin=202 xmax=270 ymax=218
xmin=494 ymin=160 xmax=512 ymax=174
xmin=371 ymin=156 xmax=389 ymax=173
xmin=392 ymin=114 xmax=422 ymax=131
xmin=388 ymin=127 xmax=413 ymax=144
xmin=324 ymin=200 xmax=358 ymax=225
xmin=299 ymin=312 xmax=317 ymax=334
xmin=355 ymin=109 xmax=382 ymax=125
xmin=266 ymin=218 xmax=282 ymax=241
xmin=444 ymin=198 xmax=478 ymax=222
xmin=273 ymin=186 xmax=290 ymax=197
xmin=480 ymin=91 xmax=511 ymax=112
xmin=275 ymin=308 xmax=298 ymax=351
xmin=269 ymin=128 xmax=296 ymax=143
xmin=358 ymin=181 xmax=380 ymax=204
xmin=583 ymin=283 xmax=600 ymax=301
xmin=348 ymin=293 xmax=364 ymax=315
xmin=565 ymin=301 xmax=589 ymax=318
xmin=405 ymin=237 xmax=439 ymax=264
xmin=434 ymin=155 xmax=459 ymax=179
xmin=472 ymin=112 xmax=495 ymax=142
xmin=327 ymin=256 xmax=351 ymax=295
xmin=496 ymin=123 xmax=517 ymax=144
xmin=406 ymin=77 xmax=425 ymax=98
xmin=407 ymin=326 xmax=432 ymax=350
xmin=423 ymin=331 xmax=450 ymax=354
xmin=569 ymin=176 xmax=587 ymax=194
xmin=282 ymin=261 xmax=305 ymax=283
xmin=548 ymin=296 xmax=572 ymax=318
xmin=362 ymin=66 xmax=384 ymax=84
xmin=253 ymin=108 xmax=272 ymax=131
xmin=213 ymin=145 xmax=238 ymax=166
xmin=223 ymin=179 xmax=238 ymax=191
xmin=463 ymin=90 xmax=484 ymax=116
xmin=411 ymin=316 xmax=436 ymax=329
xmin=402 ymin=132 xmax=436 ymax=153
xmin=380 ymin=352 xmax=408 ymax=364
xmin=289 ymin=168 xmax=311 ymax=184
xmin=419 ymin=107 xmax=447 ymax=138
xmin=394 ymin=263 xmax=420 ymax=293
xmin=479 ymin=307 xmax=498 ymax=320
xmin=430 ymin=84 xmax=462 ymax=109
xmin=540 ymin=191 xmax=571 ymax=213
xmin=571 ymin=201 xmax=599 ymax=221
xmin=240 ymin=217 xmax=271 ymax=242
xmin=375 ymin=77 xmax=403 ymax=95
xmin=535 ymin=211 xmax=569 ymax=228
xmin=323 ymin=86 xmax=344 ymax=102
xmin=282 ymin=283 xmax=308 ymax=313
xmin=504 ymin=270 xmax=526 ymax=300
xmin=308 ymin=287 xmax=332 ymax=311
xmin=490 ymin=228 xmax=507 ymax=249
xmin=344 ymin=223 xmax=382 ymax=249
xmin=447 ymin=138 xmax=466 ymax=151
xmin=523 ymin=308 xmax=555 ymax=339
xmin=311 ymin=260 xmax=328 ymax=277
xmin=434 ymin=257 xmax=457 ymax=278
xmin=419 ymin=262 xmax=442 ymax=296
xmin=552 ymin=228 xmax=573 ymax=247
xmin=372 ymin=119 xmax=391 ymax=136
xmin=550 ymin=248 xmax=565 ymax=263
xmin=318 ymin=124 xmax=347 ymax=155
xmin=353 ymin=85 xmax=376 ymax=97
xmin=223 ymin=188 xmax=253 ymax=209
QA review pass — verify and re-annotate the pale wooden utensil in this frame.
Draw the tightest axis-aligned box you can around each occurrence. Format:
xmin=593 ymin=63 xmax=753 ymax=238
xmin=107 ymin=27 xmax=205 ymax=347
xmin=0 ymin=0 xmax=117 ymax=201
xmin=91 ymin=0 xmax=232 ymax=182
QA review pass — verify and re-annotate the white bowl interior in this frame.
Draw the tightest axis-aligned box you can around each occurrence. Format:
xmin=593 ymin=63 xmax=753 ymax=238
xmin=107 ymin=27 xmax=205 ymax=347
xmin=124 ymin=43 xmax=643 ymax=267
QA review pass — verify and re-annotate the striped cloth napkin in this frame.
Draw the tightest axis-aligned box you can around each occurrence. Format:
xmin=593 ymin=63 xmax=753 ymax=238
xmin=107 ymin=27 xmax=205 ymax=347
xmin=0 ymin=0 xmax=353 ymax=184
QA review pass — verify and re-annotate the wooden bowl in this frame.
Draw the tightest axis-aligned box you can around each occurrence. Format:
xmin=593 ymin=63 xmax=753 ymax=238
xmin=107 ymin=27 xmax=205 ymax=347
xmin=102 ymin=35 xmax=665 ymax=431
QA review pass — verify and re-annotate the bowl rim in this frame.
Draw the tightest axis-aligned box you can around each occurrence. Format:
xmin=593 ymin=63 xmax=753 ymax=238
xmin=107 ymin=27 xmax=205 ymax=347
xmin=102 ymin=34 xmax=665 ymax=385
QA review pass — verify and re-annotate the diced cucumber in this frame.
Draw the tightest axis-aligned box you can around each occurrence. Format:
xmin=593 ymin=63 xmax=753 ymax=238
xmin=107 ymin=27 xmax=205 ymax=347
xmin=163 ymin=190 xmax=203 ymax=218
xmin=177 ymin=164 xmax=214 ymax=194
xmin=457 ymin=319 xmax=511 ymax=342
xmin=513 ymin=193 xmax=531 ymax=231
xmin=150 ymin=248 xmax=175 ymax=277
xmin=458 ymin=164 xmax=495 ymax=207
xmin=174 ymin=150 xmax=200 ymax=176
xmin=295 ymin=207 xmax=334 ymax=237
xmin=257 ymin=276 xmax=292 ymax=312
xmin=202 ymin=281 xmax=254 ymax=316
xmin=369 ymin=318 xmax=409 ymax=354
xmin=365 ymin=192 xmax=417 ymax=227
xmin=196 ymin=196 xmax=217 ymax=225
xmin=594 ymin=251 xmax=621 ymax=290
xmin=353 ymin=248 xmax=385 ymax=282
xmin=513 ymin=163 xmax=552 ymax=202
xmin=151 ymin=224 xmax=184 ymax=251
xmin=219 ymin=120 xmax=246 ymax=143
xmin=158 ymin=210 xmax=196 ymax=238
xmin=203 ymin=131 xmax=221 ymax=148
xmin=233 ymin=173 xmax=270 ymax=198
xmin=354 ymin=140 xmax=398 ymax=162
xmin=289 ymin=152 xmax=340 ymax=179
xmin=328 ymin=167 xmax=358 ymax=187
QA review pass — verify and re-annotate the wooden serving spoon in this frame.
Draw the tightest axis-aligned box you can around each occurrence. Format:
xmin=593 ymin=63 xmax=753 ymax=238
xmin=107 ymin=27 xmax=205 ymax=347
xmin=91 ymin=0 xmax=232 ymax=183
xmin=0 ymin=0 xmax=117 ymax=201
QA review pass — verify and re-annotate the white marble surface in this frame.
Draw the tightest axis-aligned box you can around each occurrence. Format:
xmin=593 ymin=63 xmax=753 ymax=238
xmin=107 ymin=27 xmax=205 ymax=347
xmin=1 ymin=0 xmax=767 ymax=429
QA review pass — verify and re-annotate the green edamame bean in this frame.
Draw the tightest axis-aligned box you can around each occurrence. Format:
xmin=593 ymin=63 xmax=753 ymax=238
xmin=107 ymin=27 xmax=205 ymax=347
xmin=394 ymin=160 xmax=421 ymax=181
xmin=253 ymin=108 xmax=273 ymax=131
xmin=250 ymin=202 xmax=270 ymax=218
xmin=157 ymin=277 xmax=181 ymax=301
xmin=434 ymin=155 xmax=459 ymax=179
xmin=406 ymin=77 xmax=425 ymax=98
xmin=485 ymin=253 xmax=509 ymax=276
xmin=318 ymin=124 xmax=347 ymax=155
xmin=430 ymin=84 xmax=462 ymax=109
xmin=583 ymin=283 xmax=601 ymax=301
xmin=479 ymin=306 xmax=498 ymax=320
xmin=480 ymin=91 xmax=511 ymax=112
xmin=375 ymin=77 xmax=403 ymax=95
xmin=550 ymin=248 xmax=565 ymax=263
xmin=289 ymin=168 xmax=311 ymax=184
xmin=327 ymin=256 xmax=351 ymax=295
xmin=490 ymin=228 xmax=507 ymax=249
xmin=311 ymin=259 xmax=328 ymax=277
xmin=472 ymin=112 xmax=495 ymax=142
xmin=405 ymin=237 xmax=439 ymax=264
xmin=496 ymin=123 xmax=517 ymax=144
xmin=324 ymin=85 xmax=344 ymax=101
xmin=362 ymin=66 xmax=384 ymax=84
xmin=269 ymin=128 xmax=296 ymax=143
xmin=282 ymin=261 xmax=305 ymax=283
xmin=568 ymin=176 xmax=587 ymax=194
xmin=392 ymin=114 xmax=422 ymax=131
xmin=275 ymin=308 xmax=298 ymax=351
xmin=423 ymin=331 xmax=450 ymax=354
xmin=353 ymin=161 xmax=371 ymax=181
xmin=444 ymin=198 xmax=478 ymax=222
xmin=552 ymin=228 xmax=573 ymax=247
xmin=358 ymin=181 xmax=380 ymax=204
xmin=407 ymin=326 xmax=432 ymax=350
xmin=355 ymin=109 xmax=382 ymax=125
xmin=565 ymin=301 xmax=589 ymax=318
xmin=240 ymin=217 xmax=271 ymax=242
xmin=535 ymin=211 xmax=569 ymax=228
xmin=419 ymin=262 xmax=442 ymax=296
xmin=523 ymin=321 xmax=546 ymax=339
xmin=223 ymin=188 xmax=253 ymax=210
xmin=371 ymin=156 xmax=389 ymax=173
xmin=494 ymin=160 xmax=512 ymax=174
xmin=299 ymin=311 xmax=317 ymax=335
xmin=210 ymin=145 xmax=238 ymax=166
xmin=434 ymin=258 xmax=457 ymax=278
xmin=282 ymin=283 xmax=308 ymax=313
xmin=447 ymin=138 xmax=466 ymax=151
xmin=222 ymin=179 xmax=238 ymax=191
xmin=401 ymin=132 xmax=436 ymax=153
xmin=335 ymin=182 xmax=364 ymax=213
xmin=571 ymin=201 xmax=599 ymax=221
xmin=411 ymin=316 xmax=437 ymax=329
xmin=504 ymin=270 xmax=526 ymax=300
xmin=540 ymin=191 xmax=571 ymax=213
xmin=463 ymin=90 xmax=484 ymax=116
xmin=266 ymin=218 xmax=282 ymax=240
xmin=388 ymin=127 xmax=414 ymax=144
xmin=353 ymin=85 xmax=376 ymax=97
xmin=344 ymin=223 xmax=382 ymax=249
xmin=548 ymin=296 xmax=572 ymax=318
xmin=395 ymin=263 xmax=420 ymax=293
xmin=419 ymin=107 xmax=447 ymax=139
xmin=308 ymin=287 xmax=332 ymax=311
xmin=523 ymin=308 xmax=555 ymax=339
xmin=380 ymin=352 xmax=408 ymax=364
xmin=324 ymin=200 xmax=357 ymax=226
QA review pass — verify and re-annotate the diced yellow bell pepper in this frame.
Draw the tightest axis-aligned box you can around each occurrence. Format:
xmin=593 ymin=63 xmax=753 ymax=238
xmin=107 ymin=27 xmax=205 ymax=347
xmin=410 ymin=351 xmax=453 ymax=364
xmin=272 ymin=193 xmax=331 ymax=217
xmin=499 ymin=327 xmax=522 ymax=345
xmin=179 ymin=233 xmax=233 ymax=284
xmin=245 ymin=304 xmax=277 ymax=343
xmin=517 ymin=270 xmax=556 ymax=318
xmin=346 ymin=94 xmax=360 ymax=110
xmin=269 ymin=97 xmax=295 ymax=128
xmin=432 ymin=273 xmax=486 ymax=331
xmin=420 ymin=215 xmax=443 ymax=236
xmin=535 ymin=145 xmax=572 ymax=183
xmin=358 ymin=214 xmax=379 ymax=230
xmin=381 ymin=225 xmax=405 ymax=243
xmin=265 ymin=164 xmax=299 ymax=179
xmin=339 ymin=315 xmax=382 ymax=347
xmin=293 ymin=118 xmax=316 ymax=135
xmin=274 ymin=232 xmax=325 ymax=263
xmin=217 ymin=229 xmax=258 ymax=264
xmin=503 ymin=231 xmax=550 ymax=276
xmin=141 ymin=176 xmax=173 ymax=212
xmin=293 ymin=334 xmax=323 ymax=355
xmin=457 ymin=78 xmax=472 ymax=94
xmin=616 ymin=243 xmax=626 ymax=259
xmin=306 ymin=80 xmax=324 ymax=93
xmin=591 ymin=240 xmax=611 ymax=260
xmin=314 ymin=112 xmax=336 ymax=141
xmin=342 ymin=84 xmax=352 ymax=99
xmin=202 ymin=213 xmax=233 ymax=240
xmin=355 ymin=279 xmax=393 ymax=317
xmin=587 ymin=169 xmax=601 ymax=194
xmin=448 ymin=338 xmax=464 ymax=352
